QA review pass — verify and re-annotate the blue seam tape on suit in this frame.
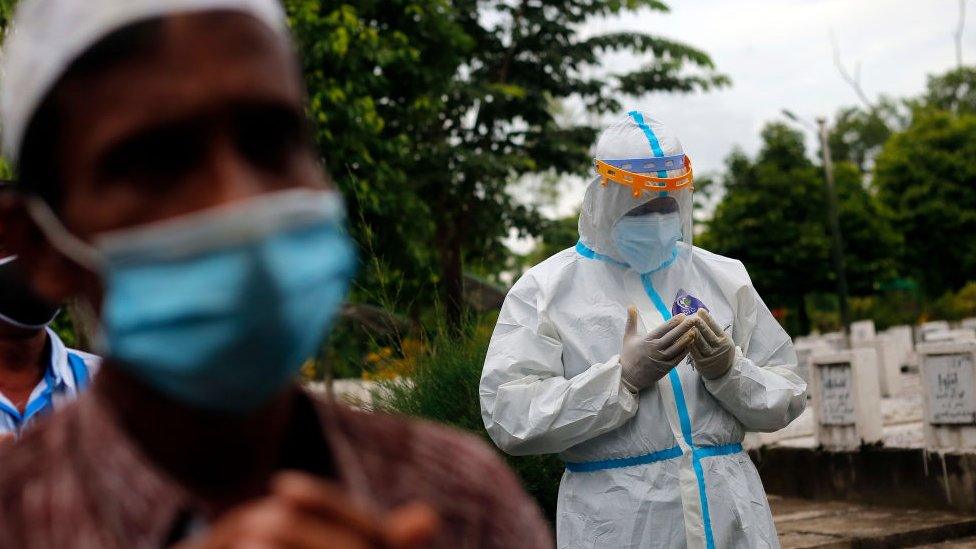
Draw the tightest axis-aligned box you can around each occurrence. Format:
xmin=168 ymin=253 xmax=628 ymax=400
xmin=647 ymin=282 xmax=717 ymax=549
xmin=628 ymin=110 xmax=717 ymax=549
xmin=575 ymin=240 xmax=626 ymax=268
xmin=574 ymin=241 xmax=729 ymax=549
xmin=564 ymin=442 xmax=743 ymax=473
xmin=628 ymin=111 xmax=666 ymax=159
xmin=576 ymin=240 xmax=677 ymax=275
xmin=565 ymin=445 xmax=682 ymax=472
xmin=693 ymin=443 xmax=743 ymax=459
xmin=627 ymin=111 xmax=669 ymax=178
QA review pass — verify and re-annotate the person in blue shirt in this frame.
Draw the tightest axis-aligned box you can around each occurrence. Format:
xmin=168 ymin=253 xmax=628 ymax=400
xmin=0 ymin=253 xmax=99 ymax=442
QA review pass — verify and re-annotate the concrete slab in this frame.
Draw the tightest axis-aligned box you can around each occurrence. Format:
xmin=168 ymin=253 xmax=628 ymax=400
xmin=927 ymin=536 xmax=976 ymax=547
xmin=779 ymin=531 xmax=850 ymax=549
xmin=771 ymin=496 xmax=976 ymax=548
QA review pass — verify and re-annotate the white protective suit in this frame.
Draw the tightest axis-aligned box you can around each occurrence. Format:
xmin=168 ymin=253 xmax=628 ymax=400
xmin=480 ymin=112 xmax=807 ymax=549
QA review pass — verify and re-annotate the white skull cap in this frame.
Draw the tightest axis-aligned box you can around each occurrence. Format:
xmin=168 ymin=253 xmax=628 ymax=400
xmin=0 ymin=0 xmax=289 ymax=164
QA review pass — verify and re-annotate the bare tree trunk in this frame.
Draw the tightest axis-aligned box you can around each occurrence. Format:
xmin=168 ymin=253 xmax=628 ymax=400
xmin=436 ymin=213 xmax=465 ymax=331
xmin=796 ymin=295 xmax=811 ymax=336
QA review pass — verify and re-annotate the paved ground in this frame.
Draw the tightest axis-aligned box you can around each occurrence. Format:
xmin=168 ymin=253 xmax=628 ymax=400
xmin=927 ymin=537 xmax=976 ymax=547
xmin=772 ymin=496 xmax=976 ymax=548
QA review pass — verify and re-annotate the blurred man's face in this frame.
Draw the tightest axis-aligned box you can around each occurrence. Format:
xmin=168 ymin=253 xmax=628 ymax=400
xmin=54 ymin=12 xmax=324 ymax=238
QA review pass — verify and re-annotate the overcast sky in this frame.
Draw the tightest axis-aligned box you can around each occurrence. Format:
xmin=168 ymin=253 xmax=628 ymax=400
xmin=521 ymin=0 xmax=974 ymax=225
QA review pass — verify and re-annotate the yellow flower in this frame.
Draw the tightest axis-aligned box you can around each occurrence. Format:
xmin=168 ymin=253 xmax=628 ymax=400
xmin=300 ymin=359 xmax=316 ymax=380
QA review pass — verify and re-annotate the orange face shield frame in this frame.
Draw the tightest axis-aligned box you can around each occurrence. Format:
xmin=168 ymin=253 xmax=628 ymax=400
xmin=594 ymin=155 xmax=694 ymax=198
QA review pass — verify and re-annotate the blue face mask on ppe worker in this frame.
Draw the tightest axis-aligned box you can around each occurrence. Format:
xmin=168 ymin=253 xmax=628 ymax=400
xmin=611 ymin=210 xmax=682 ymax=273
xmin=28 ymin=189 xmax=356 ymax=413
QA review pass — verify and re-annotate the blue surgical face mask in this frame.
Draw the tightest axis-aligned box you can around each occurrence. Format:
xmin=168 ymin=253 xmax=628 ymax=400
xmin=611 ymin=211 xmax=682 ymax=273
xmin=29 ymin=190 xmax=356 ymax=412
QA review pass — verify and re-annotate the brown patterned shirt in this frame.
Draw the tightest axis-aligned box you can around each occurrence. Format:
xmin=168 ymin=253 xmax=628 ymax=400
xmin=0 ymin=389 xmax=552 ymax=548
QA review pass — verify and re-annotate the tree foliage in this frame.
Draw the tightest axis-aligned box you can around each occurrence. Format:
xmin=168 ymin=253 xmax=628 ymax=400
xmin=827 ymin=97 xmax=905 ymax=173
xmin=874 ymin=108 xmax=976 ymax=297
xmin=0 ymin=0 xmax=728 ymax=330
xmin=289 ymin=0 xmax=729 ymax=327
xmin=286 ymin=1 xmax=469 ymax=316
xmin=521 ymin=214 xmax=579 ymax=269
xmin=415 ymin=0 xmax=729 ymax=324
xmin=700 ymin=123 xmax=898 ymax=334
xmin=702 ymin=66 xmax=976 ymax=334
xmin=916 ymin=66 xmax=976 ymax=115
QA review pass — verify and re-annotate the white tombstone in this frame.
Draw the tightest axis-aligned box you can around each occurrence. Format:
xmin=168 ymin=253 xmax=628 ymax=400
xmin=920 ymin=321 xmax=951 ymax=342
xmin=918 ymin=341 xmax=976 ymax=449
xmin=883 ymin=325 xmax=914 ymax=369
xmin=850 ymin=320 xmax=877 ymax=345
xmin=821 ymin=330 xmax=848 ymax=351
xmin=810 ymin=349 xmax=883 ymax=449
xmin=849 ymin=320 xmax=900 ymax=397
xmin=795 ymin=347 xmax=814 ymax=388
xmin=954 ymin=328 xmax=976 ymax=341
xmin=793 ymin=334 xmax=820 ymax=349
xmin=926 ymin=329 xmax=976 ymax=343
xmin=881 ymin=324 xmax=915 ymax=389
xmin=866 ymin=339 xmax=902 ymax=398
xmin=794 ymin=338 xmax=831 ymax=391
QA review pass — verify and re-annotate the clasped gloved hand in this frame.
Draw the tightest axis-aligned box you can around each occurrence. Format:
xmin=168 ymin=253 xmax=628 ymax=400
xmin=690 ymin=309 xmax=735 ymax=380
xmin=619 ymin=306 xmax=698 ymax=393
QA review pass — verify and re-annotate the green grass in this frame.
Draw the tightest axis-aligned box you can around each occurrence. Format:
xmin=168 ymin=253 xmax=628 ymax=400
xmin=369 ymin=315 xmax=564 ymax=523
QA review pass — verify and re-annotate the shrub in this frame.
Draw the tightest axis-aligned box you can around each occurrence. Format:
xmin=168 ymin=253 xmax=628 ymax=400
xmin=929 ymin=281 xmax=976 ymax=321
xmin=848 ymin=292 xmax=921 ymax=330
xmin=369 ymin=314 xmax=564 ymax=523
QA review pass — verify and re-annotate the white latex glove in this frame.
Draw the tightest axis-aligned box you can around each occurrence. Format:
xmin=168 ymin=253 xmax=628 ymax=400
xmin=620 ymin=306 xmax=698 ymax=393
xmin=690 ymin=309 xmax=735 ymax=380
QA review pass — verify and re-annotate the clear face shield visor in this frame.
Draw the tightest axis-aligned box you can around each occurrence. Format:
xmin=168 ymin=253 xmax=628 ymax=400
xmin=586 ymin=153 xmax=696 ymax=274
xmin=594 ymin=153 xmax=695 ymax=245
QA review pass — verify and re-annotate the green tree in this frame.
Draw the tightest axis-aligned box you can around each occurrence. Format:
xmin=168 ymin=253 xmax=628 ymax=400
xmin=874 ymin=108 xmax=976 ymax=297
xmin=827 ymin=97 xmax=906 ymax=173
xmin=916 ymin=66 xmax=976 ymax=115
xmin=1 ymin=1 xmax=728 ymax=336
xmin=701 ymin=125 xmax=829 ymax=334
xmin=287 ymin=1 xmax=728 ymax=328
xmin=828 ymin=67 xmax=976 ymax=174
xmin=701 ymin=123 xmax=898 ymax=334
xmin=832 ymin=161 xmax=900 ymax=296
xmin=416 ymin=0 xmax=729 ymax=326
xmin=522 ymin=214 xmax=579 ymax=268
xmin=0 ymin=1 xmax=13 ymax=34
xmin=286 ymin=1 xmax=469 ymax=317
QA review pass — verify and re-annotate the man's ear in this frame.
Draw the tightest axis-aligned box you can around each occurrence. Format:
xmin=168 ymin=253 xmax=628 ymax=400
xmin=0 ymin=191 xmax=90 ymax=304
